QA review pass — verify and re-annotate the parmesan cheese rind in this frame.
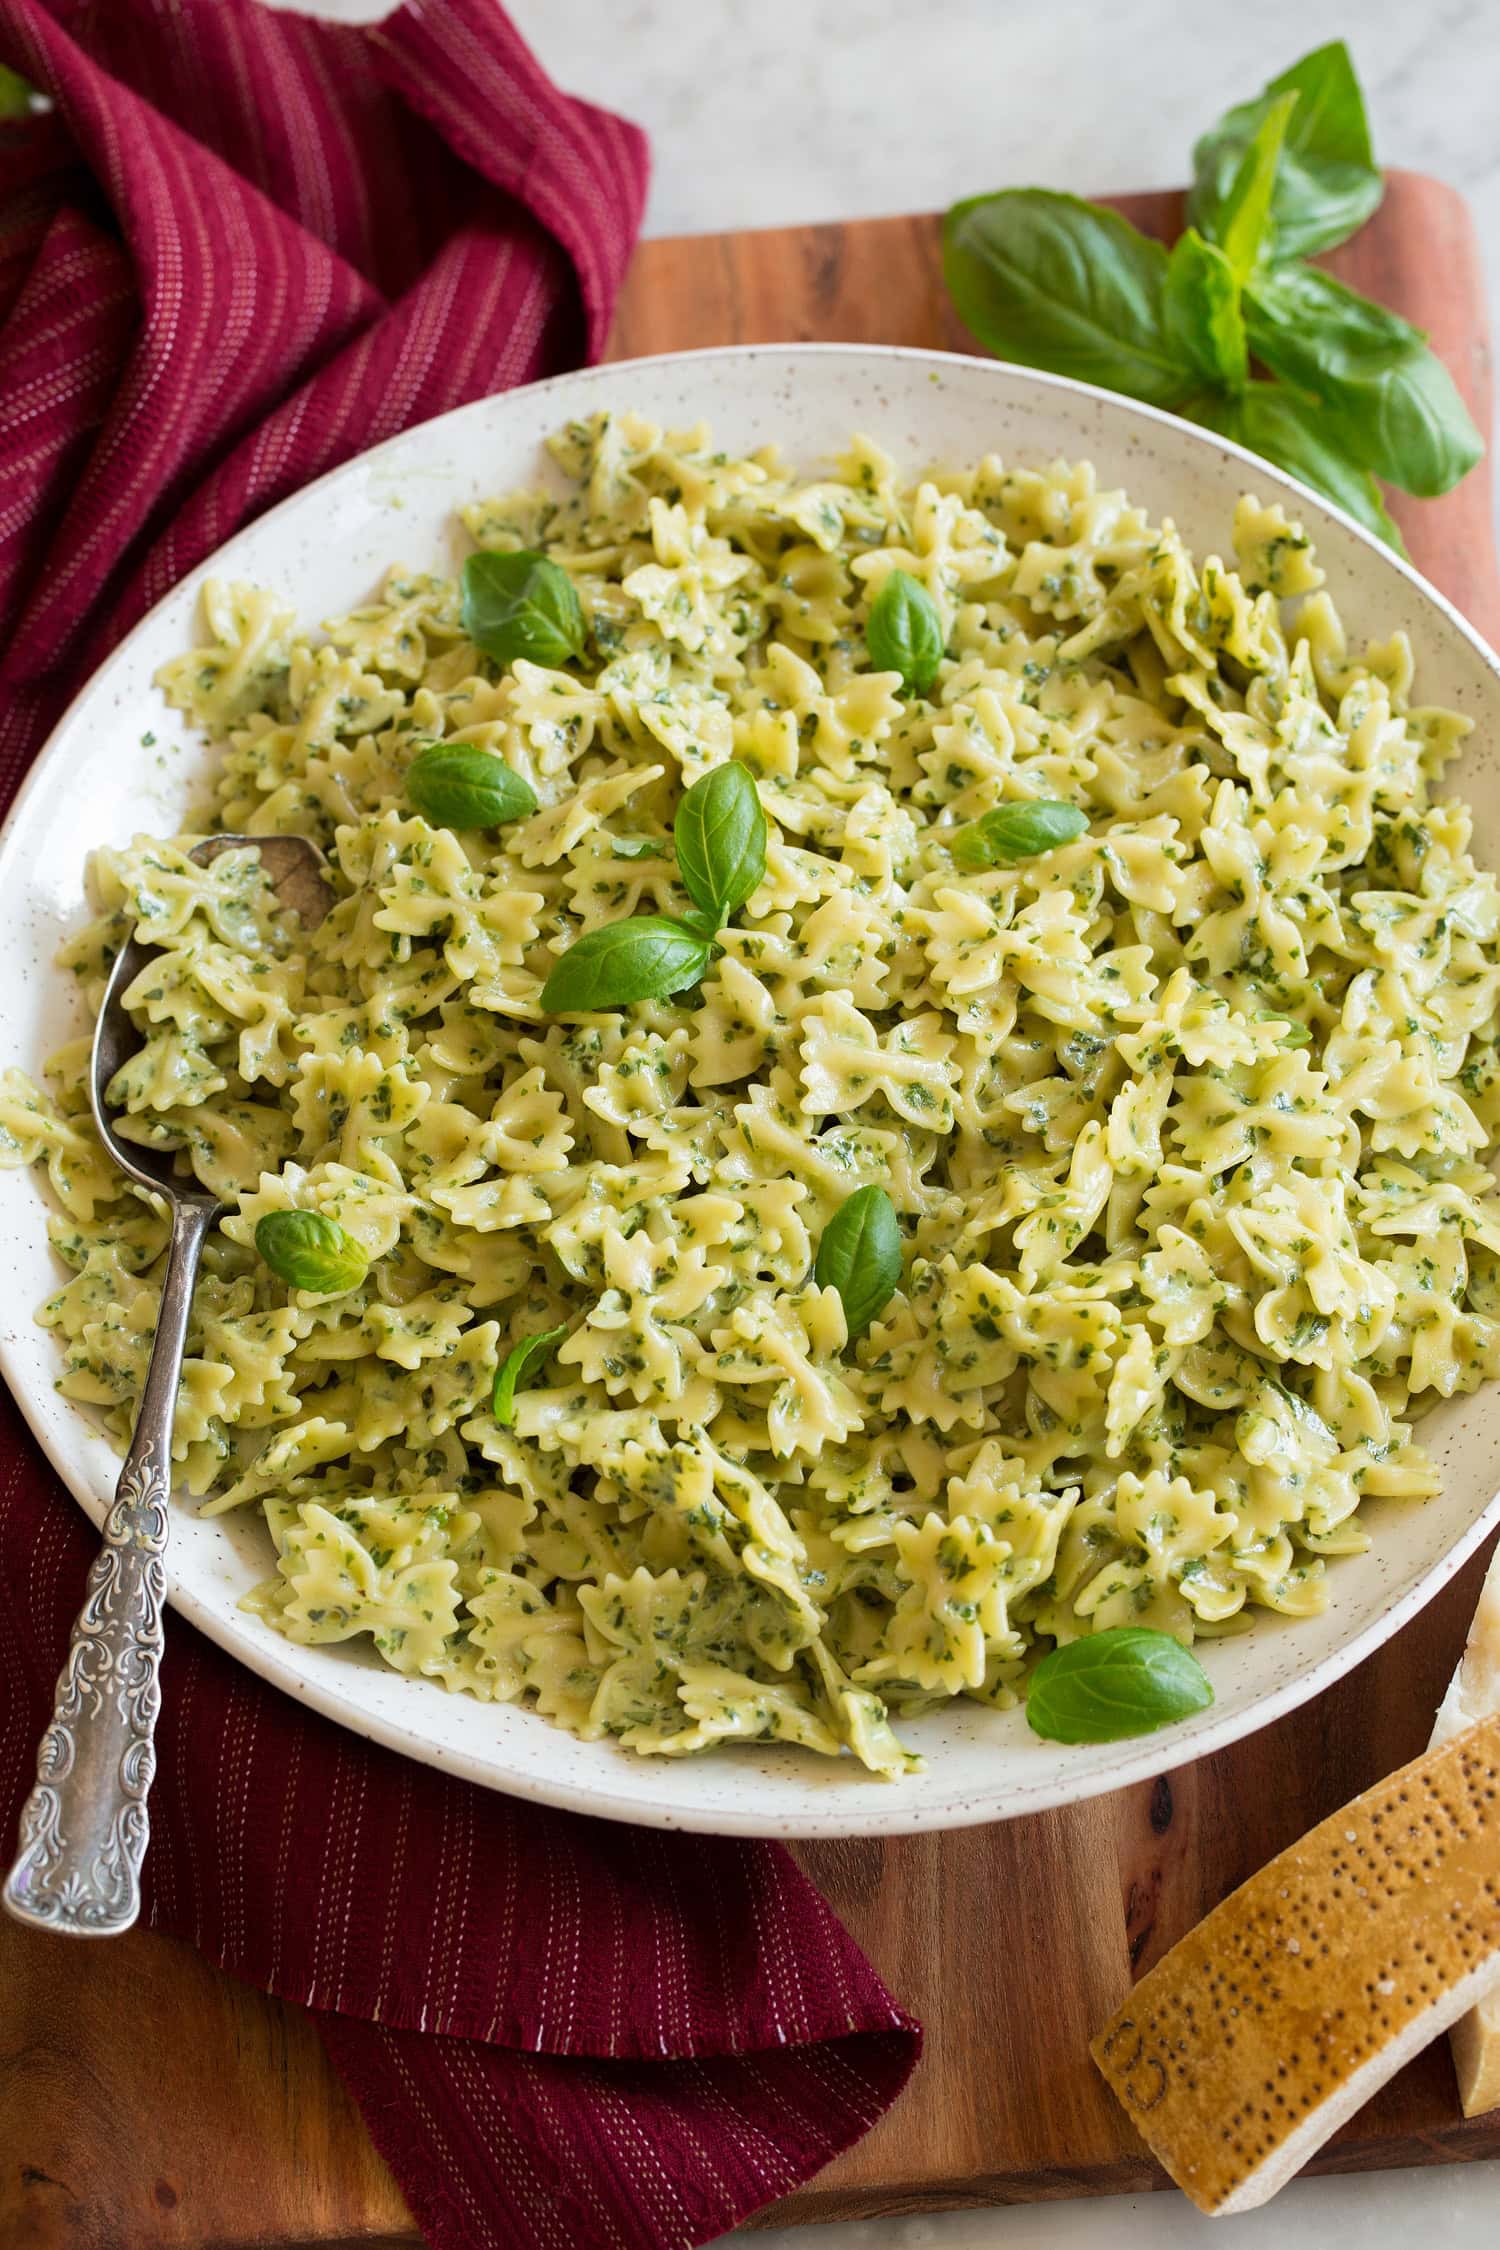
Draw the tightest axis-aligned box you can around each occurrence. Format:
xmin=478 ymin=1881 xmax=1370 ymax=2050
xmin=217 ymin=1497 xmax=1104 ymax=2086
xmin=1091 ymin=1714 xmax=1500 ymax=2212
xmin=1430 ymin=1542 xmax=1500 ymax=2116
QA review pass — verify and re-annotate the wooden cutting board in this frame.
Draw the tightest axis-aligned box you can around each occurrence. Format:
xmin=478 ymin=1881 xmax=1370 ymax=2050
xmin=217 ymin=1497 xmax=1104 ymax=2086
xmin=4 ymin=173 xmax=1500 ymax=2249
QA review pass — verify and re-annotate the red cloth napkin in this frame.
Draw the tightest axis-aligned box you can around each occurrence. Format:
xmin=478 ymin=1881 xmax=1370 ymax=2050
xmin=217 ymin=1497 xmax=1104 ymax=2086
xmin=0 ymin=6 xmax=921 ymax=2246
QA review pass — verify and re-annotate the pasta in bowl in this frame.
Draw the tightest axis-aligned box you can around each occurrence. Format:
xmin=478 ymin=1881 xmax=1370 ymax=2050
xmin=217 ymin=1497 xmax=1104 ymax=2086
xmin=2 ymin=347 xmax=1499 ymax=1834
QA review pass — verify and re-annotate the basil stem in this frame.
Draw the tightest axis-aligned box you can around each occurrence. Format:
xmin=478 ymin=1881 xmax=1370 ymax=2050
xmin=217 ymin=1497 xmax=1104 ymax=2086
xmin=814 ymin=1185 xmax=903 ymax=1339
xmin=493 ymin=1324 xmax=567 ymax=1425
xmin=866 ymin=570 xmax=946 ymax=697
xmin=952 ymin=800 xmax=1088 ymax=869
xmin=541 ymin=915 xmax=715 ymax=1013
xmin=1025 ymin=1627 xmax=1213 ymax=1744
xmin=255 ymin=1210 xmax=369 ymax=1296
xmin=405 ymin=741 xmax=537 ymax=831
xmin=461 ymin=549 xmax=586 ymax=669
xmin=673 ymin=762 xmax=767 ymax=926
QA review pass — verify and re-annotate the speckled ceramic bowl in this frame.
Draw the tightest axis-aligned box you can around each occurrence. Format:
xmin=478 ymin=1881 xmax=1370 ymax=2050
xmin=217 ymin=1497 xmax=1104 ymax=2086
xmin=3 ymin=345 xmax=1499 ymax=1838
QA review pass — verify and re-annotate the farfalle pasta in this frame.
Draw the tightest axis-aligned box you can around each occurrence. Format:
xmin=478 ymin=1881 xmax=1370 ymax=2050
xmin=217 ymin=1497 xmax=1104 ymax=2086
xmin=6 ymin=411 xmax=1499 ymax=1778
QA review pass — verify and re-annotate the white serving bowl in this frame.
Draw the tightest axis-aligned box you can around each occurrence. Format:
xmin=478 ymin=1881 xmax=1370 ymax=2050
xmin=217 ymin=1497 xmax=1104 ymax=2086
xmin=3 ymin=344 xmax=1499 ymax=1839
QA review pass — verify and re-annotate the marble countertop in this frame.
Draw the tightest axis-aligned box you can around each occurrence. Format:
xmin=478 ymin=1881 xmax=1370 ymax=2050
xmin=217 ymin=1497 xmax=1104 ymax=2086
xmin=277 ymin=2 xmax=1500 ymax=2240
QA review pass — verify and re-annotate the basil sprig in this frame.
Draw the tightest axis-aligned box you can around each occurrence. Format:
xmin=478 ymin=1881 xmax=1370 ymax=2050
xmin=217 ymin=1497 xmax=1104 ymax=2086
xmin=1026 ymin=1627 xmax=1214 ymax=1744
xmin=867 ymin=570 xmax=945 ymax=696
xmin=814 ymin=1185 xmax=903 ymax=1339
xmin=255 ymin=1210 xmax=368 ymax=1296
xmin=462 ymin=549 xmax=586 ymax=669
xmin=952 ymin=800 xmax=1088 ymax=869
xmin=542 ymin=762 xmax=768 ymax=1013
xmin=406 ymin=741 xmax=537 ymax=831
xmin=1190 ymin=40 xmax=1383 ymax=262
xmin=941 ymin=41 xmax=1481 ymax=548
xmin=493 ymin=1324 xmax=567 ymax=1425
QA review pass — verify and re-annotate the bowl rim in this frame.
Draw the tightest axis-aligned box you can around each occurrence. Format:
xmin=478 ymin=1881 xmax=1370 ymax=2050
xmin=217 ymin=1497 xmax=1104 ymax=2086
xmin=3 ymin=339 xmax=1499 ymax=1838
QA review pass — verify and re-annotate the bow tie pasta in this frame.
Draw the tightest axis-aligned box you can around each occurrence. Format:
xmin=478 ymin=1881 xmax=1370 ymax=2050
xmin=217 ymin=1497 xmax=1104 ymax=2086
xmin=7 ymin=412 xmax=1499 ymax=1779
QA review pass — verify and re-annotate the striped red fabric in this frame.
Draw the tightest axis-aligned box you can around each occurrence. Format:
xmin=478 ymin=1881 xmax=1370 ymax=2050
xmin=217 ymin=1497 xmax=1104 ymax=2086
xmin=0 ymin=5 xmax=920 ymax=2246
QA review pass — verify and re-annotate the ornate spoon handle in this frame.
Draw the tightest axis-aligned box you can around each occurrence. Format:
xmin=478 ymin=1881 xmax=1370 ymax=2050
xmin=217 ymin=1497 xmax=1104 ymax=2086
xmin=3 ymin=1199 xmax=215 ymax=1937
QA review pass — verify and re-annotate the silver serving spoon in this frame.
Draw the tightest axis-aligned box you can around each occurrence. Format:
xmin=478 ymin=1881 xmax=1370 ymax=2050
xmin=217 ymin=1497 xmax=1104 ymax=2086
xmin=3 ymin=835 xmax=334 ymax=1938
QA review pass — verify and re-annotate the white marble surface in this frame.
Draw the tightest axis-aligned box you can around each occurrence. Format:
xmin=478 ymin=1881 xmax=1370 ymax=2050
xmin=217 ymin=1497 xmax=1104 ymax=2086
xmin=275 ymin=2 xmax=1500 ymax=2241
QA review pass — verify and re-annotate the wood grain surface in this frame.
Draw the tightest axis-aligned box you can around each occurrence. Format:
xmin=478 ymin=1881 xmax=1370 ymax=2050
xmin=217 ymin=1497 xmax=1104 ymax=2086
xmin=4 ymin=173 xmax=1500 ymax=2250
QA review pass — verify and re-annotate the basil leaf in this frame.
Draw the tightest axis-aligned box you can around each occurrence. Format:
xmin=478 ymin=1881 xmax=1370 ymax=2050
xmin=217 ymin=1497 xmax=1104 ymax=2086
xmin=255 ymin=1210 xmax=369 ymax=1296
xmin=541 ymin=915 xmax=714 ymax=1012
xmin=673 ymin=762 xmax=767 ymax=923
xmin=1162 ymin=229 xmax=1247 ymax=393
xmin=1260 ymin=1013 xmax=1312 ymax=1046
xmin=952 ymin=800 xmax=1088 ymax=869
xmin=1245 ymin=265 xmax=1482 ymax=499
xmin=1214 ymin=90 xmax=1297 ymax=277
xmin=1185 ymin=385 xmax=1404 ymax=552
xmin=405 ymin=741 xmax=537 ymax=830
xmin=461 ymin=549 xmax=585 ymax=669
xmin=493 ymin=1324 xmax=566 ymax=1425
xmin=942 ymin=189 xmax=1194 ymax=409
xmin=814 ymin=1185 xmax=903 ymax=1339
xmin=1026 ymin=1627 xmax=1213 ymax=1744
xmin=1190 ymin=41 xmax=1383 ymax=263
xmin=866 ymin=570 xmax=945 ymax=697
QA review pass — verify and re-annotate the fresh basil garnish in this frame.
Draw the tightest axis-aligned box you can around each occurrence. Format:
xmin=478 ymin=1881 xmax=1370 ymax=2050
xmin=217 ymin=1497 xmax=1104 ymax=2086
xmin=541 ymin=915 xmax=715 ymax=1013
xmin=461 ymin=549 xmax=585 ymax=669
xmin=814 ymin=1185 xmax=903 ymax=1339
xmin=1163 ymin=229 xmax=1247 ymax=393
xmin=1244 ymin=265 xmax=1482 ymax=499
xmin=943 ymin=190 xmax=1189 ymax=408
xmin=493 ymin=1324 xmax=567 ymax=1425
xmin=255 ymin=1209 xmax=369 ymax=1296
xmin=1026 ymin=1627 xmax=1214 ymax=1744
xmin=405 ymin=741 xmax=537 ymax=831
xmin=1190 ymin=41 xmax=1383 ymax=265
xmin=952 ymin=800 xmax=1088 ymax=869
xmin=866 ymin=570 xmax=946 ymax=697
xmin=673 ymin=762 xmax=767 ymax=927
xmin=941 ymin=42 xmax=1482 ymax=548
